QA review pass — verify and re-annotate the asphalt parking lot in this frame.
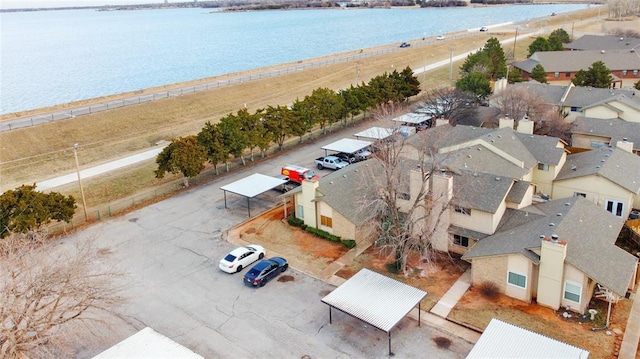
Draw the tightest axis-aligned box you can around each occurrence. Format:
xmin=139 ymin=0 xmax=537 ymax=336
xmin=63 ymin=119 xmax=474 ymax=358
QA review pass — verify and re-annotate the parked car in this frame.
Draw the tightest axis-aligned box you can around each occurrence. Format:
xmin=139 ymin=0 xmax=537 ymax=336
xmin=335 ymin=152 xmax=357 ymax=164
xmin=219 ymin=245 xmax=265 ymax=273
xmin=436 ymin=35 xmax=445 ymax=40
xmin=315 ymin=155 xmax=349 ymax=170
xmin=479 ymin=26 xmax=488 ymax=32
xmin=353 ymin=147 xmax=372 ymax=161
xmin=399 ymin=42 xmax=411 ymax=48
xmin=243 ymin=257 xmax=288 ymax=287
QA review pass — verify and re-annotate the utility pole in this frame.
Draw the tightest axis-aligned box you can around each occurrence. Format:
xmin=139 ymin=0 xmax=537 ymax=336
xmin=73 ymin=143 xmax=89 ymax=222
xmin=449 ymin=46 xmax=455 ymax=84
xmin=512 ymin=27 xmax=518 ymax=58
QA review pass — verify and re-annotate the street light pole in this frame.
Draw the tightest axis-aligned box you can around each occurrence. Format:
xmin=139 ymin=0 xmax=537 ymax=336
xmin=449 ymin=45 xmax=455 ymax=83
xmin=73 ymin=143 xmax=89 ymax=222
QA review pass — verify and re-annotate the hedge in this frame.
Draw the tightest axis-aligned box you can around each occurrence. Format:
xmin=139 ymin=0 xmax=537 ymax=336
xmin=287 ymin=216 xmax=355 ymax=249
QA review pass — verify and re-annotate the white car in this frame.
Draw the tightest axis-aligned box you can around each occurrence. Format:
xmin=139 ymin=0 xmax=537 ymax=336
xmin=436 ymin=35 xmax=445 ymax=40
xmin=219 ymin=245 xmax=265 ymax=273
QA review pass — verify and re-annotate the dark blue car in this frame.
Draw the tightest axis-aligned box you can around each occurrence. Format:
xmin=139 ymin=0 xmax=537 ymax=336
xmin=243 ymin=257 xmax=288 ymax=287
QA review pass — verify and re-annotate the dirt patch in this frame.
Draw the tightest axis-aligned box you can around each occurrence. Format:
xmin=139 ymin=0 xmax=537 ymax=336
xmin=450 ymin=284 xmax=630 ymax=358
xmin=233 ymin=207 xmax=350 ymax=273
xmin=278 ymin=275 xmax=295 ymax=282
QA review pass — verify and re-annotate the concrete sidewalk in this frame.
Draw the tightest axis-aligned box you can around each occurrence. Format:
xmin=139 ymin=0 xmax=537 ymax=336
xmin=430 ymin=269 xmax=472 ymax=318
xmin=619 ymin=292 xmax=640 ymax=359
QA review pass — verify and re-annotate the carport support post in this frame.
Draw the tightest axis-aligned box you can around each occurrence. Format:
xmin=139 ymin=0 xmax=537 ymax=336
xmin=388 ymin=331 xmax=393 ymax=356
xmin=223 ymin=191 xmax=227 ymax=208
xmin=418 ymin=302 xmax=421 ymax=326
xmin=247 ymin=197 xmax=251 ymax=217
xmin=329 ymin=306 xmax=332 ymax=324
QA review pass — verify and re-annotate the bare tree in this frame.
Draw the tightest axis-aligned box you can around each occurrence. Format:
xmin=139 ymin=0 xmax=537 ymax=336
xmin=356 ymin=128 xmax=454 ymax=275
xmin=417 ymin=87 xmax=480 ymax=126
xmin=0 ymin=235 xmax=124 ymax=358
xmin=535 ymin=109 xmax=572 ymax=143
xmin=490 ymin=86 xmax=549 ymax=124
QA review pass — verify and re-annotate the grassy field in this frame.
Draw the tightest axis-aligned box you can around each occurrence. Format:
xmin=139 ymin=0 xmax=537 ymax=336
xmin=0 ymin=7 xmax=605 ymax=213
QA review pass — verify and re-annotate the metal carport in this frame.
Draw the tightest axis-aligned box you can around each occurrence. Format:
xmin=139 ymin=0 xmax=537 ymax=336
xmin=321 ymin=138 xmax=373 ymax=156
xmin=321 ymin=268 xmax=427 ymax=356
xmin=391 ymin=112 xmax=432 ymax=126
xmin=220 ymin=173 xmax=287 ymax=217
xmin=353 ymin=127 xmax=394 ymax=141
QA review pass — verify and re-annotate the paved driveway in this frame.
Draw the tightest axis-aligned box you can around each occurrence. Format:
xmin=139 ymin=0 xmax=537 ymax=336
xmin=62 ymin=120 xmax=473 ymax=358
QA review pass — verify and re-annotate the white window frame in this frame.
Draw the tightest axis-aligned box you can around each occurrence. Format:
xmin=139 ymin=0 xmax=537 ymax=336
xmin=538 ymin=163 xmax=549 ymax=171
xmin=297 ymin=204 xmax=304 ymax=219
xmin=605 ymin=199 xmax=624 ymax=218
xmin=622 ymin=70 xmax=628 ymax=76
xmin=564 ymin=281 xmax=582 ymax=304
xmin=507 ymin=271 xmax=527 ymax=289
xmin=554 ymin=72 xmax=560 ymax=78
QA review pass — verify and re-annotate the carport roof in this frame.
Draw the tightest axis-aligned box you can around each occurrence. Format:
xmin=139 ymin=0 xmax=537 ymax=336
xmin=321 ymin=138 xmax=373 ymax=154
xmin=466 ymin=318 xmax=589 ymax=358
xmin=220 ymin=173 xmax=286 ymax=198
xmin=353 ymin=127 xmax=394 ymax=140
xmin=321 ymin=268 xmax=427 ymax=333
xmin=93 ymin=327 xmax=204 ymax=358
xmin=391 ymin=112 xmax=431 ymax=124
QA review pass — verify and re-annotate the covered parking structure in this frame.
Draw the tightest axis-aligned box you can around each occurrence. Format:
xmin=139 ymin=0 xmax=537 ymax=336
xmin=220 ymin=173 xmax=287 ymax=217
xmin=321 ymin=268 xmax=427 ymax=356
xmin=391 ymin=112 xmax=432 ymax=130
xmin=353 ymin=127 xmax=394 ymax=141
xmin=321 ymin=138 xmax=373 ymax=157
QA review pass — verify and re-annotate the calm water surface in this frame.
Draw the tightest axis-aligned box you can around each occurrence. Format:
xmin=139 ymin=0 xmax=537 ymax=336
xmin=0 ymin=4 xmax=589 ymax=114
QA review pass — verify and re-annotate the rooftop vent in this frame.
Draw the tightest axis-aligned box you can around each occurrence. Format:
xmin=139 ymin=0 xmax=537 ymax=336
xmin=551 ymin=234 xmax=559 ymax=243
xmin=565 ymin=203 xmax=570 ymax=206
xmin=343 ymin=175 xmax=347 ymax=178
xmin=623 ymin=137 xmax=628 ymax=141
xmin=601 ymin=50 xmax=605 ymax=54
xmin=549 ymin=223 xmax=555 ymax=227
xmin=495 ymin=177 xmax=501 ymax=181
xmin=557 ymin=213 xmax=563 ymax=216
xmin=571 ymin=165 xmax=577 ymax=171
xmin=539 ymin=234 xmax=545 ymax=239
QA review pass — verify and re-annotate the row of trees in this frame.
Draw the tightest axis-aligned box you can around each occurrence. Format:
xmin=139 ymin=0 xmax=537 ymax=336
xmin=155 ymin=67 xmax=421 ymax=186
xmin=527 ymin=28 xmax=571 ymax=56
xmin=455 ymin=37 xmax=508 ymax=98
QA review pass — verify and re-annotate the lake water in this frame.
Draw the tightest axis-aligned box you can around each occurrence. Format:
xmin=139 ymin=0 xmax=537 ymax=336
xmin=0 ymin=4 xmax=589 ymax=114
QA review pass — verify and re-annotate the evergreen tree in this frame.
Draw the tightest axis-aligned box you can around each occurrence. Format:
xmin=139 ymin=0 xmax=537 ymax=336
xmin=571 ymin=61 xmax=613 ymax=88
xmin=530 ymin=64 xmax=548 ymax=84
xmin=155 ymin=135 xmax=206 ymax=186
xmin=0 ymin=185 xmax=76 ymax=238
xmin=455 ymin=72 xmax=491 ymax=99
xmin=549 ymin=28 xmax=571 ymax=43
xmin=528 ymin=37 xmax=550 ymax=56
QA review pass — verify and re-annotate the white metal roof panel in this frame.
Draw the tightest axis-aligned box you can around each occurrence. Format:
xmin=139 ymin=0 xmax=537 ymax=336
xmin=466 ymin=318 xmax=589 ymax=359
xmin=321 ymin=268 xmax=427 ymax=332
xmin=353 ymin=127 xmax=394 ymax=140
xmin=93 ymin=327 xmax=204 ymax=359
xmin=321 ymin=138 xmax=373 ymax=154
xmin=220 ymin=173 xmax=287 ymax=198
xmin=391 ymin=112 xmax=431 ymax=124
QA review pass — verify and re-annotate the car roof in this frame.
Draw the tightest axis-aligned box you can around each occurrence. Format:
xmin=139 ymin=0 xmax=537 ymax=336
xmin=252 ymin=260 xmax=272 ymax=271
xmin=229 ymin=246 xmax=250 ymax=256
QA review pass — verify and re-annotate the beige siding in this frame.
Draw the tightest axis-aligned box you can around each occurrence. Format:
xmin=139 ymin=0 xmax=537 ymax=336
xmin=506 ymin=255 xmax=534 ymax=303
xmin=583 ymin=105 xmax=620 ymax=120
xmin=584 ymin=102 xmax=640 ymax=123
xmin=470 ymin=256 xmax=508 ymax=294
xmin=331 ymin=208 xmax=356 ymax=240
xmin=317 ymin=201 xmax=334 ymax=234
xmin=561 ymin=263 xmax=589 ymax=314
xmin=571 ymin=133 xmax=611 ymax=149
xmin=532 ymin=166 xmax=555 ymax=196
xmin=553 ymin=176 xmax=635 ymax=218
xmin=450 ymin=208 xmax=495 ymax=235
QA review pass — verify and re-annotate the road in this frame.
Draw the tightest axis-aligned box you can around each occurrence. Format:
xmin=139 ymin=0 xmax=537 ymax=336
xmin=65 ymin=117 xmax=475 ymax=358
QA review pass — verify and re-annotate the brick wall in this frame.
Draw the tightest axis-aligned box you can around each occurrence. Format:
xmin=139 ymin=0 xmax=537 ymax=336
xmin=471 ymin=256 xmax=508 ymax=293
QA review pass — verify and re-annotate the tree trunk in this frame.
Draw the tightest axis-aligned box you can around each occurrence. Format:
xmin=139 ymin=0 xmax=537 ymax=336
xmin=183 ymin=177 xmax=189 ymax=188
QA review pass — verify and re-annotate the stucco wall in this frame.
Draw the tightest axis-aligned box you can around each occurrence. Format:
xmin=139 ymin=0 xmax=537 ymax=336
xmin=561 ymin=263 xmax=589 ymax=314
xmin=450 ymin=208 xmax=495 ymax=235
xmin=583 ymin=101 xmax=640 ymax=123
xmin=506 ymin=254 xmax=533 ymax=303
xmin=572 ymin=133 xmax=610 ymax=149
xmin=553 ymin=176 xmax=635 ymax=217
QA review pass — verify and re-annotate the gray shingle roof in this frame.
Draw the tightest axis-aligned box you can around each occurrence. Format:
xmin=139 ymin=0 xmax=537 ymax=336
xmin=434 ymin=145 xmax=530 ymax=180
xmin=463 ymin=197 xmax=637 ymax=297
xmin=505 ymin=180 xmax=531 ymax=204
xmin=565 ymin=34 xmax=640 ymax=51
xmin=508 ymin=82 xmax=568 ymax=105
xmin=448 ymin=225 xmax=489 ymax=240
xmin=555 ymin=147 xmax=640 ymax=193
xmin=451 ymin=170 xmax=514 ymax=213
xmin=562 ymin=87 xmax=637 ymax=108
xmin=405 ymin=124 xmax=492 ymax=154
xmin=582 ymin=93 xmax=640 ymax=112
xmin=513 ymin=50 xmax=640 ymax=73
xmin=514 ymin=132 xmax=565 ymax=166
xmin=572 ymin=117 xmax=640 ymax=151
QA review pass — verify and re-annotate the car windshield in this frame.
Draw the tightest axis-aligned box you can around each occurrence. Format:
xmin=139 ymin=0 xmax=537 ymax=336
xmin=304 ymin=170 xmax=316 ymax=180
xmin=224 ymin=254 xmax=236 ymax=262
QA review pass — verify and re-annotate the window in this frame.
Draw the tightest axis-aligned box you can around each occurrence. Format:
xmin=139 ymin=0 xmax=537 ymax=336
xmin=454 ymin=206 xmax=471 ymax=216
xmin=537 ymin=163 xmax=549 ymax=171
xmin=397 ymin=192 xmax=410 ymax=200
xmin=622 ymin=70 xmax=628 ymax=76
xmin=574 ymin=192 xmax=586 ymax=198
xmin=554 ymin=72 xmax=560 ymax=78
xmin=565 ymin=72 xmax=571 ymax=77
xmin=606 ymin=200 xmax=624 ymax=218
xmin=634 ymin=70 xmax=639 ymax=76
xmin=453 ymin=234 xmax=469 ymax=247
xmin=508 ymin=271 xmax=526 ymax=288
xmin=320 ymin=215 xmax=333 ymax=228
xmin=570 ymin=106 xmax=580 ymax=112
xmin=564 ymin=282 xmax=581 ymax=303
xmin=297 ymin=205 xmax=304 ymax=219
xmin=590 ymin=141 xmax=605 ymax=149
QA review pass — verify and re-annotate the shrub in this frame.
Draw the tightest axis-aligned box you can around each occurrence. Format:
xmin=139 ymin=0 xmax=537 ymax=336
xmin=386 ymin=259 xmax=401 ymax=274
xmin=287 ymin=216 xmax=304 ymax=227
xmin=341 ymin=239 xmax=356 ymax=248
xmin=305 ymin=226 xmax=341 ymax=242
xmin=478 ymin=281 xmax=500 ymax=300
